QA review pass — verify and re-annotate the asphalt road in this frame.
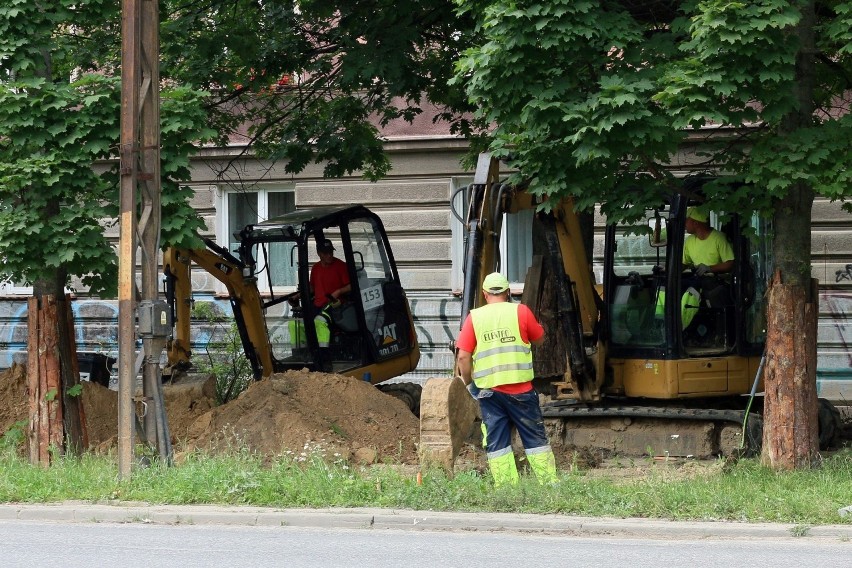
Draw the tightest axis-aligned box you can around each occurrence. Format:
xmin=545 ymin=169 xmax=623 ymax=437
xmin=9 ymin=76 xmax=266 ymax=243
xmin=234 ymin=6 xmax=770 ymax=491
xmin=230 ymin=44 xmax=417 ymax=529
xmin=2 ymin=519 xmax=850 ymax=568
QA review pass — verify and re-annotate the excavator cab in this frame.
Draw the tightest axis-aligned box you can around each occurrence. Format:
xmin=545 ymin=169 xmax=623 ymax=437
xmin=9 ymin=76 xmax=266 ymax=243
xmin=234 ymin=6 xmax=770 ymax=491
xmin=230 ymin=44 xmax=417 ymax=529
xmin=603 ymin=189 xmax=769 ymax=397
xmin=164 ymin=205 xmax=419 ymax=385
xmin=239 ymin=205 xmax=419 ymax=380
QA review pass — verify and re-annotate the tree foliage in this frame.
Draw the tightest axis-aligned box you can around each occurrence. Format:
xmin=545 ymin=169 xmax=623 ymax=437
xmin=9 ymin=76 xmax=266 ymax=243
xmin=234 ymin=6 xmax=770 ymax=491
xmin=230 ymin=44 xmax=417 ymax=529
xmin=0 ymin=0 xmax=213 ymax=297
xmin=456 ymin=0 xmax=852 ymax=466
xmin=1 ymin=0 xmax=482 ymax=298
xmin=154 ymin=0 xmax=480 ymax=181
xmin=456 ymin=0 xmax=852 ymax=221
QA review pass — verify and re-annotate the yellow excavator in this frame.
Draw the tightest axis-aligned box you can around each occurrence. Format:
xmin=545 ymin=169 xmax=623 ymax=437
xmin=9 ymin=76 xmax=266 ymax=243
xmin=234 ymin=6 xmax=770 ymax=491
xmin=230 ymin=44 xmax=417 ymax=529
xmin=419 ymin=154 xmax=842 ymax=470
xmin=162 ymin=205 xmax=422 ymax=411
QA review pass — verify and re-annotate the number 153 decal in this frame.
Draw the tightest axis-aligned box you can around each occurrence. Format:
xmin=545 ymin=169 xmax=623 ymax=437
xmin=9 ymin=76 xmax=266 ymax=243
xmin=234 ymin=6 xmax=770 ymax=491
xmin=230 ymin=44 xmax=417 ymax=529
xmin=361 ymin=284 xmax=384 ymax=310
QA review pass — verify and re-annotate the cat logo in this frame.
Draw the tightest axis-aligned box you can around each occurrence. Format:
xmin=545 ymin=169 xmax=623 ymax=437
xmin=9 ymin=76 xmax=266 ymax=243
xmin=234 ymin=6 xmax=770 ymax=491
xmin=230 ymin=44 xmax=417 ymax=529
xmin=378 ymin=323 xmax=400 ymax=357
xmin=381 ymin=323 xmax=398 ymax=343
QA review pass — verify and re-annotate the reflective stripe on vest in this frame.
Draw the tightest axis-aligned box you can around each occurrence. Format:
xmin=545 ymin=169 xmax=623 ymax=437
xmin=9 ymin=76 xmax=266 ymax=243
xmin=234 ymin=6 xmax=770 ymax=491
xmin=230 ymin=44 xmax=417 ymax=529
xmin=470 ymin=302 xmax=534 ymax=388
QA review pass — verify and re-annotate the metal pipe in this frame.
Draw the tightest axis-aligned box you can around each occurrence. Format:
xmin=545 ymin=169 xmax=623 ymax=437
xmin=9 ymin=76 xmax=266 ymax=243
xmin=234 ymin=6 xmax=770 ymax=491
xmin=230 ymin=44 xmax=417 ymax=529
xmin=740 ymin=353 xmax=765 ymax=450
xmin=459 ymin=218 xmax=483 ymax=328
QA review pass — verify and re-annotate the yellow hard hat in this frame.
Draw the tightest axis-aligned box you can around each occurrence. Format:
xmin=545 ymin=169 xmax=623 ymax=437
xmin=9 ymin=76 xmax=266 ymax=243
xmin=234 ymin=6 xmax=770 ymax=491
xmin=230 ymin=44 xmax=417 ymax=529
xmin=686 ymin=207 xmax=708 ymax=223
xmin=482 ymin=272 xmax=510 ymax=293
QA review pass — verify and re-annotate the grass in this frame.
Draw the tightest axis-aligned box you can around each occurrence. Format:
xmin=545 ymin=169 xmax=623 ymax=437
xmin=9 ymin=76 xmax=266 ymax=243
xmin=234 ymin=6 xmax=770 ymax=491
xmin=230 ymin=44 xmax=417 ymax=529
xmin=1 ymin=445 xmax=850 ymax=525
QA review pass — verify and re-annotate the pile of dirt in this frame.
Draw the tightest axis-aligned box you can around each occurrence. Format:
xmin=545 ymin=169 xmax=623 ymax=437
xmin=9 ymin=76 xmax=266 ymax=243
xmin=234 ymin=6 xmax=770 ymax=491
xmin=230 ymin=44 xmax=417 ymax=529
xmin=81 ymin=379 xmax=119 ymax=449
xmin=180 ymin=371 xmax=420 ymax=464
xmin=0 ymin=366 xmax=419 ymax=465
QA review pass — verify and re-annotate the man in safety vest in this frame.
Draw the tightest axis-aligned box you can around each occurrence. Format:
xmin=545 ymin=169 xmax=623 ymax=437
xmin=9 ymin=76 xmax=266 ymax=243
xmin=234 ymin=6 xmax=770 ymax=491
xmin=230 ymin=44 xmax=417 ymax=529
xmin=681 ymin=207 xmax=735 ymax=333
xmin=683 ymin=207 xmax=734 ymax=276
xmin=288 ymin=238 xmax=351 ymax=371
xmin=455 ymin=272 xmax=558 ymax=487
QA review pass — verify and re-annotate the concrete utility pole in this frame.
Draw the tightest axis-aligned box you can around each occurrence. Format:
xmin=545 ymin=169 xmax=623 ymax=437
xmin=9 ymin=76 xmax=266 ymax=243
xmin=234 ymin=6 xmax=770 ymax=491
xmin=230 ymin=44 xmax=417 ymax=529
xmin=119 ymin=0 xmax=171 ymax=480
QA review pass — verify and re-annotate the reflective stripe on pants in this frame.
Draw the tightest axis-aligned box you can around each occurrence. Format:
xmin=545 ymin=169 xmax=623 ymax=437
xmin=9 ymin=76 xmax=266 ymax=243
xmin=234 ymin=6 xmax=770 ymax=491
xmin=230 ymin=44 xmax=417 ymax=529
xmin=478 ymin=388 xmax=556 ymax=485
xmin=487 ymin=450 xmax=519 ymax=487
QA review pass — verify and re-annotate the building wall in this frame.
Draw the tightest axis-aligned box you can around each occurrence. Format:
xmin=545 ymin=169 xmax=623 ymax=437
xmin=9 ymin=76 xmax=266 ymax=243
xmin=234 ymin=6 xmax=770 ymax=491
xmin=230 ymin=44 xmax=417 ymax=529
xmin=1 ymin=140 xmax=850 ymax=398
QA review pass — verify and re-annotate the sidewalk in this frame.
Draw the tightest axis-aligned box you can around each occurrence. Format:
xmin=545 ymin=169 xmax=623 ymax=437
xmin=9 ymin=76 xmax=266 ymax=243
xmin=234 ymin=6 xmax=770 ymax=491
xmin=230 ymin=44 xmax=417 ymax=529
xmin=1 ymin=502 xmax=850 ymax=541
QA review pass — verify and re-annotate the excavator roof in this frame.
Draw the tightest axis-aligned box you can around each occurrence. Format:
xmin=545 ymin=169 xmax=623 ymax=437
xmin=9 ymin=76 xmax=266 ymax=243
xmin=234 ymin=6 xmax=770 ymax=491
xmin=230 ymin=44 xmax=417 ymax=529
xmin=240 ymin=205 xmax=373 ymax=243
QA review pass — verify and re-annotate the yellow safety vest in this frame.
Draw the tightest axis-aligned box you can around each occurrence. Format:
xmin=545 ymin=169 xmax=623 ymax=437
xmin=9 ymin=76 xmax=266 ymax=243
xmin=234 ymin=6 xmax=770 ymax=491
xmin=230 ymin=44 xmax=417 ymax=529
xmin=470 ymin=302 xmax=534 ymax=389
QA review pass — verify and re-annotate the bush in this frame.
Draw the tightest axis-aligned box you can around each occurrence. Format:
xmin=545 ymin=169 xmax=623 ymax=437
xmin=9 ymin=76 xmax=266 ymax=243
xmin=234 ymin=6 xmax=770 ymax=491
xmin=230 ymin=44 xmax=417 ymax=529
xmin=192 ymin=302 xmax=254 ymax=404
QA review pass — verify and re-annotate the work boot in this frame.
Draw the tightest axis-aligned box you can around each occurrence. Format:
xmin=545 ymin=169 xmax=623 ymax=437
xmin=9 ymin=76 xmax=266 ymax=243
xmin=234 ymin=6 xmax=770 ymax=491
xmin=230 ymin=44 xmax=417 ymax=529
xmin=526 ymin=448 xmax=558 ymax=485
xmin=487 ymin=450 xmax=519 ymax=487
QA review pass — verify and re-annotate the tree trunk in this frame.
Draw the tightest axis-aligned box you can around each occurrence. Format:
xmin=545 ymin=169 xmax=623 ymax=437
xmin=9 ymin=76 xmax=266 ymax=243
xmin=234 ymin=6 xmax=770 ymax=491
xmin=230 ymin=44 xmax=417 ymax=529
xmin=27 ymin=296 xmax=65 ymax=465
xmin=30 ymin=268 xmax=86 ymax=461
xmin=58 ymin=295 xmax=87 ymax=455
xmin=762 ymin=271 xmax=819 ymax=469
xmin=760 ymin=0 xmax=820 ymax=470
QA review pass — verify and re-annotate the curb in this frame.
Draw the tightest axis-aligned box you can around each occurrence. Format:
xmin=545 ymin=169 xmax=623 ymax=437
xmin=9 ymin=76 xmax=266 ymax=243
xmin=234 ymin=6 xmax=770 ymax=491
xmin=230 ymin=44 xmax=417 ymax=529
xmin=1 ymin=503 xmax=851 ymax=540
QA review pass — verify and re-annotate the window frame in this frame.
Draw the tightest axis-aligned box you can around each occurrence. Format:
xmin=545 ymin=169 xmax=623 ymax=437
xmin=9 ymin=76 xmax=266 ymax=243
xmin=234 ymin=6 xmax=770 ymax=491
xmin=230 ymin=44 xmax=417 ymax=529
xmin=217 ymin=184 xmax=297 ymax=295
xmin=0 ymin=278 xmax=32 ymax=296
xmin=449 ymin=177 xmax=532 ymax=293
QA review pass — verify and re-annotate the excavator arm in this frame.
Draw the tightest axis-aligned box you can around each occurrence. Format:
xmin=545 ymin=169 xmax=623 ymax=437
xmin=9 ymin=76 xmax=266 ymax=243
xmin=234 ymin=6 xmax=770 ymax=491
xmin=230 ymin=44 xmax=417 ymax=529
xmin=458 ymin=153 xmax=506 ymax=325
xmin=457 ymin=154 xmax=604 ymax=399
xmin=539 ymin=199 xmax=607 ymax=401
xmin=162 ymin=239 xmax=275 ymax=381
xmin=420 ymin=154 xmax=606 ymax=472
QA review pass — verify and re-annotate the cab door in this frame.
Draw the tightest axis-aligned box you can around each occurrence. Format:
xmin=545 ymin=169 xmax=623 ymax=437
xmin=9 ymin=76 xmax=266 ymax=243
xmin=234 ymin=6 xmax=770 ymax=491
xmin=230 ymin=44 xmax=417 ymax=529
xmin=343 ymin=216 xmax=415 ymax=364
xmin=735 ymin=212 xmax=770 ymax=357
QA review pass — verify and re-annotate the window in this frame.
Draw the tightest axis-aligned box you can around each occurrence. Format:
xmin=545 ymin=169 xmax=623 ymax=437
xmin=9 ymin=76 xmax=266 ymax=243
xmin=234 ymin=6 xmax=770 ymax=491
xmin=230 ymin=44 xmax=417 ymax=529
xmin=220 ymin=186 xmax=296 ymax=292
xmin=0 ymin=278 xmax=31 ymax=295
xmin=504 ymin=209 xmax=534 ymax=284
xmin=450 ymin=177 xmax=534 ymax=291
xmin=608 ymin=212 xmax=669 ymax=348
xmin=744 ymin=212 xmax=770 ymax=345
xmin=0 ymin=277 xmax=72 ymax=296
xmin=0 ymin=264 xmax=34 ymax=295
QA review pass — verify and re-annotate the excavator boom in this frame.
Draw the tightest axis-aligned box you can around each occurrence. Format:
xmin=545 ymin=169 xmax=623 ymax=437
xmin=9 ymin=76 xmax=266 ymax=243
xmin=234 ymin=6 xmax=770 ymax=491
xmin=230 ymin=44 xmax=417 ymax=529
xmin=163 ymin=241 xmax=272 ymax=380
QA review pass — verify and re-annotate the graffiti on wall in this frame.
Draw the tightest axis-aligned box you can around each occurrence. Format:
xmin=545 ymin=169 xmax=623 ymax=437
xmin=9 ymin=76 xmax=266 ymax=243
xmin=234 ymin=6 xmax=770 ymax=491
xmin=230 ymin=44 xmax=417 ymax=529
xmin=0 ymin=300 xmax=120 ymax=367
xmin=1 ymin=287 xmax=851 ymax=388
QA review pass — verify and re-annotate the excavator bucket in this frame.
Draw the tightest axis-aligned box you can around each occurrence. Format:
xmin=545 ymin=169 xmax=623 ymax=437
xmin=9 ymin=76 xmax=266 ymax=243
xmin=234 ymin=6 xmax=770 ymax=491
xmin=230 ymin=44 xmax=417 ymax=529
xmin=418 ymin=377 xmax=479 ymax=475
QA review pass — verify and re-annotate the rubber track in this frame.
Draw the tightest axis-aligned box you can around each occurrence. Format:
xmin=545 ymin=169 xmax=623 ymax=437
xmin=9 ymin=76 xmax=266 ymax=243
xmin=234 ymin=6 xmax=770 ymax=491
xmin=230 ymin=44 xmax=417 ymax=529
xmin=541 ymin=402 xmax=764 ymax=455
xmin=377 ymin=382 xmax=423 ymax=417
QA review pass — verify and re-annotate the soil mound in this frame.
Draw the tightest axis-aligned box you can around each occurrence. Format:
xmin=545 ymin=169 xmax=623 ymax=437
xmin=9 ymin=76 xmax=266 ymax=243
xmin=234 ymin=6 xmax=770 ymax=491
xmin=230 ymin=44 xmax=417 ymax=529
xmin=0 ymin=366 xmax=419 ymax=465
xmin=81 ymin=379 xmax=119 ymax=449
xmin=181 ymin=371 xmax=420 ymax=464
